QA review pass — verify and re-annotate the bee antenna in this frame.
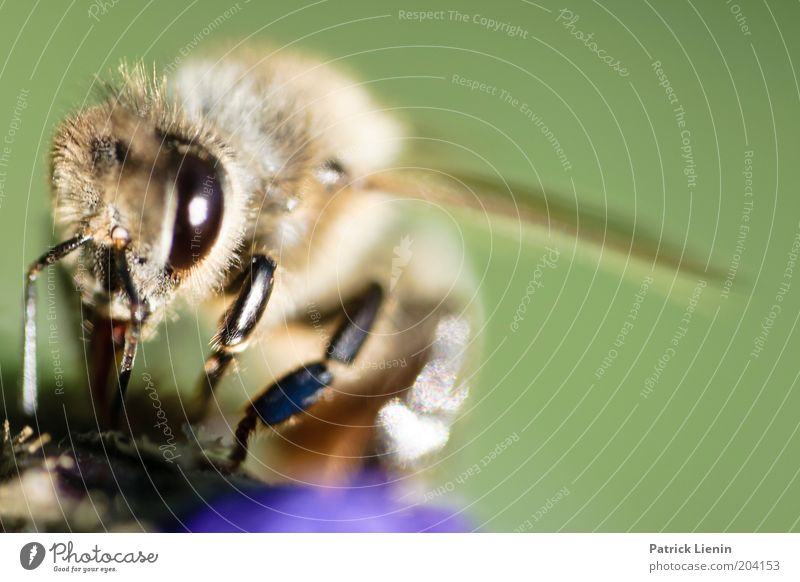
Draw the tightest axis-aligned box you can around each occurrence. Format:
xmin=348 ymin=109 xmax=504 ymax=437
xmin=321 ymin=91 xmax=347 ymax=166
xmin=22 ymin=234 xmax=92 ymax=416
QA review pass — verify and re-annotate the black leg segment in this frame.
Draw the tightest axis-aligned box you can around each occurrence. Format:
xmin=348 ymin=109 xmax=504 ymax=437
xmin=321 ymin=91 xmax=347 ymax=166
xmin=228 ymin=283 xmax=384 ymax=467
xmin=229 ymin=362 xmax=333 ymax=465
xmin=253 ymin=362 xmax=334 ymax=426
xmin=196 ymin=255 xmax=276 ymax=409
xmin=326 ymin=283 xmax=383 ymax=364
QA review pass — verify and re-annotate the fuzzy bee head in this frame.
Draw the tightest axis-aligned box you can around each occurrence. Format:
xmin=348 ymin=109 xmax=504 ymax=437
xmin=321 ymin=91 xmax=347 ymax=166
xmin=48 ymin=64 xmax=252 ymax=319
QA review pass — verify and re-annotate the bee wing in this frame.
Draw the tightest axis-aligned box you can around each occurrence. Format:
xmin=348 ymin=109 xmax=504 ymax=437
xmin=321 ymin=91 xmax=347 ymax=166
xmin=366 ymin=171 xmax=721 ymax=285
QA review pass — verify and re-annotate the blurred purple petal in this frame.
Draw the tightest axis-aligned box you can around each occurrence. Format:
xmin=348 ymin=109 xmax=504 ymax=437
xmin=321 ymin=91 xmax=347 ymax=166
xmin=185 ymin=473 xmax=470 ymax=533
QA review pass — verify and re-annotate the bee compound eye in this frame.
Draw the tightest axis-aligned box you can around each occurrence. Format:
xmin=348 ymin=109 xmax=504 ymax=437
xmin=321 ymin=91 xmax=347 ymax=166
xmin=167 ymin=153 xmax=224 ymax=271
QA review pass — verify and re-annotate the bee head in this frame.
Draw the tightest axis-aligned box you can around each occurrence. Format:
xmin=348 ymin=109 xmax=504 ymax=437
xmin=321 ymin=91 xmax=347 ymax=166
xmin=49 ymin=99 xmax=244 ymax=320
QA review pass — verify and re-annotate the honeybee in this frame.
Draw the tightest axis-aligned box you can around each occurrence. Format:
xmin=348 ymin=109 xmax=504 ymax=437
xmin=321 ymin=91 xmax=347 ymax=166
xmin=22 ymin=46 xmax=703 ymax=485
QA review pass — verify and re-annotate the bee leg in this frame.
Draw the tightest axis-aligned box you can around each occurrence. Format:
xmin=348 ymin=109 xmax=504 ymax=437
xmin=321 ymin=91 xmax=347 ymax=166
xmin=228 ymin=363 xmax=334 ymax=468
xmin=111 ymin=244 xmax=149 ymax=429
xmin=228 ymin=283 xmax=383 ymax=468
xmin=325 ymin=283 xmax=383 ymax=364
xmin=21 ymin=234 xmax=92 ymax=416
xmin=195 ymin=256 xmax=276 ymax=412
xmin=272 ymin=304 xmax=476 ymax=480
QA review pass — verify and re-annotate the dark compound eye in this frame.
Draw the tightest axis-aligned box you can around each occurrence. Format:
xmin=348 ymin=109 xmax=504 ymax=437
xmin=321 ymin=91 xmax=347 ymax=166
xmin=168 ymin=152 xmax=224 ymax=271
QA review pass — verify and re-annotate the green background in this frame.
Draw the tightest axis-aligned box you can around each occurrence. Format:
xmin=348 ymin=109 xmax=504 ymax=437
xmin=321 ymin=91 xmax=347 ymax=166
xmin=1 ymin=0 xmax=799 ymax=531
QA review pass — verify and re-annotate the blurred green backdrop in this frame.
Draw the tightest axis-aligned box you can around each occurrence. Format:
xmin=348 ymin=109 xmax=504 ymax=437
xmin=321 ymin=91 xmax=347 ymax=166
xmin=1 ymin=0 xmax=799 ymax=531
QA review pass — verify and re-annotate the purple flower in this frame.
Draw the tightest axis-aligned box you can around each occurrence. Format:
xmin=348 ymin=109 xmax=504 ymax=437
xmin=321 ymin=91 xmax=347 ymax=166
xmin=184 ymin=473 xmax=471 ymax=533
